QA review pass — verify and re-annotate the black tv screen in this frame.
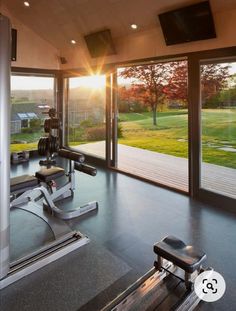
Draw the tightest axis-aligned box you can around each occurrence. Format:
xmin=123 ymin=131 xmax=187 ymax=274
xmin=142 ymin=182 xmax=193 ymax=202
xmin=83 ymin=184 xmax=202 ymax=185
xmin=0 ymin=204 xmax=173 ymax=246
xmin=11 ymin=28 xmax=17 ymax=61
xmin=158 ymin=1 xmax=216 ymax=45
xmin=84 ymin=29 xmax=116 ymax=58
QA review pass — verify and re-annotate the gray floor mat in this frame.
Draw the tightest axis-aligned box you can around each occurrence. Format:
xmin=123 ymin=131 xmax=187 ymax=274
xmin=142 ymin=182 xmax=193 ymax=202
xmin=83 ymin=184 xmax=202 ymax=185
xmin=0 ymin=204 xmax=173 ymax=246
xmin=0 ymin=242 xmax=131 ymax=311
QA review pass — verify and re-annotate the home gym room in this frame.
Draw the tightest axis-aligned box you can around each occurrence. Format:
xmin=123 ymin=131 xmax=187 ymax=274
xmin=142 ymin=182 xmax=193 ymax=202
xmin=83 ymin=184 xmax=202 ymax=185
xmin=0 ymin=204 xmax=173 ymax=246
xmin=0 ymin=0 xmax=236 ymax=310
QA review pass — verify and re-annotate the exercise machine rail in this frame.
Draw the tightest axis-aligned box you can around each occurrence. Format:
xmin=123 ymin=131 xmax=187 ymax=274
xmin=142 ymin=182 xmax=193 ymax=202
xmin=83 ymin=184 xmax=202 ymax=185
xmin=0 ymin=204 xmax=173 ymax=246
xmin=102 ymin=236 xmax=208 ymax=311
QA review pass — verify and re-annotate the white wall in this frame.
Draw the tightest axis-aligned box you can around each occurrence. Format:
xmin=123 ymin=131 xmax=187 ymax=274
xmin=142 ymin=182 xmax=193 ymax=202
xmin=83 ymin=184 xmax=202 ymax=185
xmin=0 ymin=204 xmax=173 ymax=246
xmin=61 ymin=8 xmax=236 ymax=69
xmin=1 ymin=6 xmax=60 ymax=70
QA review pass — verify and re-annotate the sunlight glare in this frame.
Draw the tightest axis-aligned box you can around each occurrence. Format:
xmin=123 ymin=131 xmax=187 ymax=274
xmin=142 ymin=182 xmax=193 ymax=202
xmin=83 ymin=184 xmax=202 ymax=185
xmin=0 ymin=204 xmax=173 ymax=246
xmin=70 ymin=75 xmax=106 ymax=89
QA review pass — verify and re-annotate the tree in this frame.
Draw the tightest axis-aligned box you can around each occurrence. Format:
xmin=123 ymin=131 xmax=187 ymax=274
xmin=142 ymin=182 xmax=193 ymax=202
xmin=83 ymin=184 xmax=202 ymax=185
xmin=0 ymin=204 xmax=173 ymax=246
xmin=163 ymin=62 xmax=188 ymax=105
xmin=201 ymin=64 xmax=230 ymax=104
xmin=118 ymin=62 xmax=230 ymax=125
xmin=118 ymin=62 xmax=186 ymax=125
xmin=164 ymin=63 xmax=230 ymax=106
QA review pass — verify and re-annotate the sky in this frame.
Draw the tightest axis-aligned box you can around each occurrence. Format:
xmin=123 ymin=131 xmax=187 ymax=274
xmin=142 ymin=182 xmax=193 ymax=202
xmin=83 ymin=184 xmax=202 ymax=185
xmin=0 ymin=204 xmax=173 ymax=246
xmin=11 ymin=76 xmax=54 ymax=90
xmin=69 ymin=75 xmax=106 ymax=89
xmin=11 ymin=62 xmax=236 ymax=90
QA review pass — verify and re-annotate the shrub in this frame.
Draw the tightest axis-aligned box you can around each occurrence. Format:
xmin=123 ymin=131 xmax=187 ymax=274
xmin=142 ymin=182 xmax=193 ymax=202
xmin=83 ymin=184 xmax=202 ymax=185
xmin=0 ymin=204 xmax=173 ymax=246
xmin=85 ymin=126 xmax=105 ymax=141
xmin=68 ymin=127 xmax=86 ymax=142
xmin=118 ymin=101 xmax=130 ymax=113
xmin=130 ymin=101 xmax=148 ymax=113
xmin=117 ymin=123 xmax=123 ymax=138
xmin=30 ymin=118 xmax=41 ymax=130
xmin=21 ymin=128 xmax=33 ymax=133
xmin=80 ymin=119 xmax=96 ymax=128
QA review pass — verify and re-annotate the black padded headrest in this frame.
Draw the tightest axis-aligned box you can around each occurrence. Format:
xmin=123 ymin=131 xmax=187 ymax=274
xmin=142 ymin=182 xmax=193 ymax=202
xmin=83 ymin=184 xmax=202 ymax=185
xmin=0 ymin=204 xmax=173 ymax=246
xmin=74 ymin=163 xmax=97 ymax=176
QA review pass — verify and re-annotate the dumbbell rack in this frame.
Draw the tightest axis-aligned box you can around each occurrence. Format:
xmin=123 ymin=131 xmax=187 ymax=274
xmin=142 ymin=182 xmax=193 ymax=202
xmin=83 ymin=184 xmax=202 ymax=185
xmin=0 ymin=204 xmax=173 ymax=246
xmin=38 ymin=108 xmax=60 ymax=166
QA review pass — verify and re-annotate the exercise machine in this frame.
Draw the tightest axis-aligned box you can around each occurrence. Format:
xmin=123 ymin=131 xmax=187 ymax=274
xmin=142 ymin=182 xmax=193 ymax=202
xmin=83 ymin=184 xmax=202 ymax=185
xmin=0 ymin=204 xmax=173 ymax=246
xmin=102 ymin=236 xmax=208 ymax=311
xmin=38 ymin=108 xmax=60 ymax=166
xmin=0 ymin=15 xmax=94 ymax=289
xmin=1 ymin=146 xmax=97 ymax=289
xmin=11 ymin=148 xmax=98 ymax=220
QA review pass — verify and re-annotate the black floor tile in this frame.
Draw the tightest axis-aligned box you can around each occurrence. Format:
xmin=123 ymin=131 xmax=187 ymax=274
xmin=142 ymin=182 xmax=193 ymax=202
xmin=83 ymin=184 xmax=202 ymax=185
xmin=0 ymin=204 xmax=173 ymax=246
xmin=4 ymin=156 xmax=236 ymax=311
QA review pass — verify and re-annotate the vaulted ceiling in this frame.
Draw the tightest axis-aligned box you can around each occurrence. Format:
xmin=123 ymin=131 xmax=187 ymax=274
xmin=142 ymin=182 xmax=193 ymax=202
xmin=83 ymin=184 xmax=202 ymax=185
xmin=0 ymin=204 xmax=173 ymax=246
xmin=2 ymin=0 xmax=236 ymax=52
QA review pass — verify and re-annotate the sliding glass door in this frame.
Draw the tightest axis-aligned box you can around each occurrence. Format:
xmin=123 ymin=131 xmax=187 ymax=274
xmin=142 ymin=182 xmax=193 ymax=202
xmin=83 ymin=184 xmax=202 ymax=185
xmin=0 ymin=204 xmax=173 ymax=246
xmin=65 ymin=74 xmax=106 ymax=159
xmin=200 ymin=60 xmax=236 ymax=199
xmin=115 ymin=60 xmax=189 ymax=192
xmin=62 ymin=48 xmax=236 ymax=207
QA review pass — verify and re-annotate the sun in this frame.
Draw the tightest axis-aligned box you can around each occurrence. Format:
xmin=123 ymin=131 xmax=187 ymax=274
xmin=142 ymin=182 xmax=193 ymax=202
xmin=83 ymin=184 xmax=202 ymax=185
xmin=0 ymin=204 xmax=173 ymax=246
xmin=76 ymin=75 xmax=106 ymax=89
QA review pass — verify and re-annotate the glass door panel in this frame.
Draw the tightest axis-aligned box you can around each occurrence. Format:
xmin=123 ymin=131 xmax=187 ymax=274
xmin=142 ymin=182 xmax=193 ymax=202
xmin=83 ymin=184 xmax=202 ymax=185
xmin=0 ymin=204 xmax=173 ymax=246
xmin=200 ymin=61 xmax=236 ymax=199
xmin=116 ymin=60 xmax=189 ymax=192
xmin=66 ymin=75 xmax=106 ymax=159
xmin=10 ymin=75 xmax=55 ymax=152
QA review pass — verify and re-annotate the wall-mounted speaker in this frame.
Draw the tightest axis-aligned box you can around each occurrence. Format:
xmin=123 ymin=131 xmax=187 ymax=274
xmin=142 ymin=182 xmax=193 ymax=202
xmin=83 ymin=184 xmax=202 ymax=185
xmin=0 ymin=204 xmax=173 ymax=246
xmin=59 ymin=57 xmax=67 ymax=64
xmin=11 ymin=28 xmax=17 ymax=61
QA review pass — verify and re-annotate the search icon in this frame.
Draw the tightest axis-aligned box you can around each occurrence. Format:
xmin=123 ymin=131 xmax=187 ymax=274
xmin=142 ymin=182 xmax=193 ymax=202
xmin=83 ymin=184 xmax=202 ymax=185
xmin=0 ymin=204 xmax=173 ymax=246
xmin=194 ymin=271 xmax=226 ymax=302
xmin=207 ymin=283 xmax=214 ymax=291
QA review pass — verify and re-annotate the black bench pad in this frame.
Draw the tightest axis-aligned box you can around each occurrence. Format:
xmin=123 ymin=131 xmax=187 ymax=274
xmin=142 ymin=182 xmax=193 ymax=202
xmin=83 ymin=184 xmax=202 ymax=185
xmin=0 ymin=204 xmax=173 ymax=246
xmin=153 ymin=236 xmax=206 ymax=273
xmin=35 ymin=167 xmax=65 ymax=183
xmin=11 ymin=175 xmax=39 ymax=192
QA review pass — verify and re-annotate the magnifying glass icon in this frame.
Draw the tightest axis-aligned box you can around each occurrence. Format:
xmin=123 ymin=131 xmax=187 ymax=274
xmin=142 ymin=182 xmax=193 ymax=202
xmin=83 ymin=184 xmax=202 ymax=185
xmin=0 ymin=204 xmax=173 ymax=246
xmin=207 ymin=283 xmax=214 ymax=291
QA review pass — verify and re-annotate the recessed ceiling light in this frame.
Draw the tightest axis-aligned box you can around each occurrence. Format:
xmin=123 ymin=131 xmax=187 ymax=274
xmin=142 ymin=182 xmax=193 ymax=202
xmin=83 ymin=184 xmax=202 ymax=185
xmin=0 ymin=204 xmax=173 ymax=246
xmin=71 ymin=40 xmax=76 ymax=44
xmin=24 ymin=1 xmax=30 ymax=7
xmin=131 ymin=24 xmax=138 ymax=29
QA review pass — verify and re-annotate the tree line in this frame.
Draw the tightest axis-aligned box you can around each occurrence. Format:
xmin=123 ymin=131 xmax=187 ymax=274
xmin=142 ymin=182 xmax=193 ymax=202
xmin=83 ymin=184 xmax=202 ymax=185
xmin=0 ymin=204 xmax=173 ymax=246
xmin=118 ymin=61 xmax=232 ymax=125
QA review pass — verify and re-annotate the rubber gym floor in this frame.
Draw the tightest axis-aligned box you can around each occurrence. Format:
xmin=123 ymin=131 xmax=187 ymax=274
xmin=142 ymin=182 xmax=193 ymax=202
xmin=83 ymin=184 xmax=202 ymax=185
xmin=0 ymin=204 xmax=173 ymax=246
xmin=1 ymin=156 xmax=236 ymax=311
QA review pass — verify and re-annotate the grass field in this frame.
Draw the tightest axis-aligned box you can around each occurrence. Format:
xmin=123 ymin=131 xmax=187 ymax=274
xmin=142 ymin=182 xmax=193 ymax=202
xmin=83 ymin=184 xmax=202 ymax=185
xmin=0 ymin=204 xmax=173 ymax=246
xmin=118 ymin=109 xmax=236 ymax=169
xmin=10 ymin=109 xmax=236 ymax=169
xmin=10 ymin=130 xmax=43 ymax=153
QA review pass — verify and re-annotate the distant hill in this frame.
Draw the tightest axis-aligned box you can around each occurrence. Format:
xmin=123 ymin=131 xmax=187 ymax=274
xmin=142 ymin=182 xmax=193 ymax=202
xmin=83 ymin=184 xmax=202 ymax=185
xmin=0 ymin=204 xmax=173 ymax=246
xmin=68 ymin=86 xmax=105 ymax=100
xmin=11 ymin=89 xmax=54 ymax=105
xmin=11 ymin=86 xmax=105 ymax=104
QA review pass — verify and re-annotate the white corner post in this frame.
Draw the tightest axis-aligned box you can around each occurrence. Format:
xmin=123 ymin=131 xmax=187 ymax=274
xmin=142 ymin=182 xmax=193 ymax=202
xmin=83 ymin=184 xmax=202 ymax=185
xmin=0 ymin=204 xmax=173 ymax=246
xmin=0 ymin=14 xmax=11 ymax=279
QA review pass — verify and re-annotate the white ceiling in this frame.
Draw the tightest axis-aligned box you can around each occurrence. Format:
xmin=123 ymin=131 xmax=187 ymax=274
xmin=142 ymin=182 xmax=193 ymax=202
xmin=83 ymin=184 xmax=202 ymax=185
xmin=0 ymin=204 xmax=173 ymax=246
xmin=2 ymin=0 xmax=236 ymax=51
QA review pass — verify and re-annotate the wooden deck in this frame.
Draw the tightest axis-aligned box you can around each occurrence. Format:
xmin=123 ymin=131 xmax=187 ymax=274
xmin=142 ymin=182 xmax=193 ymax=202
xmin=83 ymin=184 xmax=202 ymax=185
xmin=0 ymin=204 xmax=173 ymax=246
xmin=74 ymin=141 xmax=236 ymax=198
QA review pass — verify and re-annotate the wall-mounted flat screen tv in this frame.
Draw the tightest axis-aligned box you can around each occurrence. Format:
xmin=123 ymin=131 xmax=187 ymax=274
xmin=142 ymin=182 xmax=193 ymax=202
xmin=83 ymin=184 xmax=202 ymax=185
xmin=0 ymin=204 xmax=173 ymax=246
xmin=158 ymin=1 xmax=216 ymax=46
xmin=84 ymin=29 xmax=116 ymax=58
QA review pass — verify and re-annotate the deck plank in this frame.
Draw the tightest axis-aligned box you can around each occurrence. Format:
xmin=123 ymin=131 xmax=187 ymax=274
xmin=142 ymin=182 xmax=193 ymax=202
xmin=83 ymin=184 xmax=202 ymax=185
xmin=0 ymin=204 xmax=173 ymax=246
xmin=73 ymin=141 xmax=236 ymax=198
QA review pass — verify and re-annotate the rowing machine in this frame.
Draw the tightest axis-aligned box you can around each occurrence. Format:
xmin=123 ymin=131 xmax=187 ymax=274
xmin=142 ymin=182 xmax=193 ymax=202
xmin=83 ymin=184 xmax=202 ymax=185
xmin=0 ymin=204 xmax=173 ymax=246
xmin=102 ymin=236 xmax=208 ymax=311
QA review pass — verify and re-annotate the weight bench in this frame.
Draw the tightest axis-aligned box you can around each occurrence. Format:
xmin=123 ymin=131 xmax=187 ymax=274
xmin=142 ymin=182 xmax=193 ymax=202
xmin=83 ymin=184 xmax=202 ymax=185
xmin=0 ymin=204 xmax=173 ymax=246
xmin=11 ymin=149 xmax=98 ymax=220
xmin=10 ymin=168 xmax=65 ymax=198
xmin=35 ymin=167 xmax=65 ymax=183
xmin=11 ymin=174 xmax=39 ymax=197
xmin=154 ymin=235 xmax=206 ymax=289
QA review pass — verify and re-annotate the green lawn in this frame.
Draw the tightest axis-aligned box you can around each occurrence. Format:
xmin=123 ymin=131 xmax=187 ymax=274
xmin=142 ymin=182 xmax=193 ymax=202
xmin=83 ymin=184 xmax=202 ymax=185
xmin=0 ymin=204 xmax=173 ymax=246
xmin=10 ymin=130 xmax=43 ymax=153
xmin=118 ymin=109 xmax=236 ymax=169
xmin=10 ymin=109 xmax=236 ymax=169
xmin=11 ymin=142 xmax=38 ymax=152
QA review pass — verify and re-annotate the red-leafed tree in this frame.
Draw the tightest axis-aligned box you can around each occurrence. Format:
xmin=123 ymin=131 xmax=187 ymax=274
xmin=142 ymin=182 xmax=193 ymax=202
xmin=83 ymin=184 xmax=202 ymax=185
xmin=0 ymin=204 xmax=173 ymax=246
xmin=118 ymin=62 xmax=230 ymax=125
xmin=118 ymin=62 xmax=186 ymax=125
xmin=200 ymin=64 xmax=230 ymax=103
xmin=163 ymin=62 xmax=188 ymax=104
xmin=164 ymin=63 xmax=230 ymax=104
